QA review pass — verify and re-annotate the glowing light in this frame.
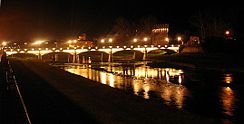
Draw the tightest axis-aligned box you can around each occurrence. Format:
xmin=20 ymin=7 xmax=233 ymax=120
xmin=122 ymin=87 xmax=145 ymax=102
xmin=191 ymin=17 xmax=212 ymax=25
xmin=100 ymin=73 xmax=107 ymax=84
xmin=101 ymin=39 xmax=105 ymax=43
xmin=178 ymin=75 xmax=182 ymax=84
xmin=2 ymin=41 xmax=7 ymax=46
xmin=143 ymin=84 xmax=150 ymax=99
xmin=225 ymin=30 xmax=230 ymax=35
xmin=109 ymin=74 xmax=115 ymax=87
xmin=133 ymin=38 xmax=137 ymax=42
xmin=108 ymin=38 xmax=113 ymax=43
xmin=221 ymin=87 xmax=235 ymax=116
xmin=165 ymin=37 xmax=169 ymax=42
xmin=33 ymin=40 xmax=44 ymax=45
xmin=143 ymin=37 xmax=148 ymax=42
xmin=68 ymin=40 xmax=72 ymax=44
xmin=177 ymin=36 xmax=182 ymax=41
xmin=224 ymin=74 xmax=233 ymax=84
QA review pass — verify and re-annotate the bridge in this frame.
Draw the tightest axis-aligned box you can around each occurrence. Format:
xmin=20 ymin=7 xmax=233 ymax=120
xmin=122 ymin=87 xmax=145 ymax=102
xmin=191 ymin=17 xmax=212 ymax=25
xmin=4 ymin=44 xmax=181 ymax=62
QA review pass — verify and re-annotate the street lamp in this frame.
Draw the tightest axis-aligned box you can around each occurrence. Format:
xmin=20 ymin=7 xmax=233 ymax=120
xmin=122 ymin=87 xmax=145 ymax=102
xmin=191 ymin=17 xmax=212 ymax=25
xmin=143 ymin=37 xmax=148 ymax=42
xmin=133 ymin=38 xmax=137 ymax=43
xmin=101 ymin=39 xmax=105 ymax=43
xmin=225 ymin=30 xmax=230 ymax=36
xmin=2 ymin=41 xmax=7 ymax=50
xmin=108 ymin=38 xmax=113 ymax=43
xmin=177 ymin=36 xmax=182 ymax=41
xmin=2 ymin=41 xmax=7 ymax=47
xmin=165 ymin=37 xmax=169 ymax=42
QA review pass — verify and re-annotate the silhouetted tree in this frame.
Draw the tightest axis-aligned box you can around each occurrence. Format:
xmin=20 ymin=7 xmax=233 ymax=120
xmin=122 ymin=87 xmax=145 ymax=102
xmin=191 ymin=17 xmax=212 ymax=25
xmin=189 ymin=8 xmax=230 ymax=40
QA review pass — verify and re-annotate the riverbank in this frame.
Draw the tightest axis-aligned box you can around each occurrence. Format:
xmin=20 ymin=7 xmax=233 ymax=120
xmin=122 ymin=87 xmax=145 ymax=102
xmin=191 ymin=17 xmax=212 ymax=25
xmin=148 ymin=53 xmax=244 ymax=73
xmin=9 ymin=59 xmax=220 ymax=124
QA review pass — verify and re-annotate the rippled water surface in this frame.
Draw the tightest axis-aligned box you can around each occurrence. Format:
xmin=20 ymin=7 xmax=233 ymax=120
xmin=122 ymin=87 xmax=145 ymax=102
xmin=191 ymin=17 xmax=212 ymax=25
xmin=54 ymin=62 xmax=244 ymax=123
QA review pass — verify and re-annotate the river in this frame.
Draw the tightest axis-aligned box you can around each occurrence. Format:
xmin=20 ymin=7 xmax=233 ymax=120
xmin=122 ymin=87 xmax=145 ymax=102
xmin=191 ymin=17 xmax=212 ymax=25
xmin=53 ymin=62 xmax=244 ymax=124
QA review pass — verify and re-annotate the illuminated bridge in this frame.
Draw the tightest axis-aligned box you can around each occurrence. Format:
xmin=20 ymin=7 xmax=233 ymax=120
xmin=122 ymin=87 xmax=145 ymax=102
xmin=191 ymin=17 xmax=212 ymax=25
xmin=5 ymin=45 xmax=181 ymax=62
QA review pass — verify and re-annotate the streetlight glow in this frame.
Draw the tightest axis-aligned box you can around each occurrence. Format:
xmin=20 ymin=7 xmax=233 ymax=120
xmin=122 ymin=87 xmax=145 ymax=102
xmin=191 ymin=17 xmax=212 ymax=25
xmin=177 ymin=36 xmax=182 ymax=41
xmin=165 ymin=37 xmax=169 ymax=42
xmin=133 ymin=38 xmax=137 ymax=42
xmin=2 ymin=41 xmax=7 ymax=46
xmin=109 ymin=38 xmax=113 ymax=43
xmin=33 ymin=40 xmax=44 ymax=45
xmin=225 ymin=30 xmax=230 ymax=35
xmin=143 ymin=37 xmax=148 ymax=42
xmin=101 ymin=39 xmax=105 ymax=43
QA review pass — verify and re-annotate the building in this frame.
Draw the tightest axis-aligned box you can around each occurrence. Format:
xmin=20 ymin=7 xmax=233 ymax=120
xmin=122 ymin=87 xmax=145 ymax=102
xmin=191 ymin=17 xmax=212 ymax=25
xmin=151 ymin=24 xmax=169 ymax=45
xmin=78 ymin=33 xmax=94 ymax=47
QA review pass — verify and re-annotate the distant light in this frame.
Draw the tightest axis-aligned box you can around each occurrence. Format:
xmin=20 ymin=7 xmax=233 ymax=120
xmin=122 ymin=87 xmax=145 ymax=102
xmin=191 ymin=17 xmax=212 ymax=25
xmin=2 ymin=41 xmax=7 ymax=46
xmin=73 ymin=40 xmax=77 ymax=43
xmin=109 ymin=38 xmax=113 ymax=43
xmin=33 ymin=40 xmax=44 ymax=45
xmin=225 ymin=30 xmax=230 ymax=35
xmin=133 ymin=38 xmax=137 ymax=42
xmin=177 ymin=36 xmax=182 ymax=41
xmin=101 ymin=39 xmax=105 ymax=43
xmin=143 ymin=37 xmax=148 ymax=42
xmin=68 ymin=40 xmax=72 ymax=44
xmin=165 ymin=37 xmax=169 ymax=42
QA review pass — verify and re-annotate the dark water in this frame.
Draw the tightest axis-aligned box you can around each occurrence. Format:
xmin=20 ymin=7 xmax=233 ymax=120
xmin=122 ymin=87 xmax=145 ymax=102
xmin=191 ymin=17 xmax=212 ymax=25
xmin=55 ymin=62 xmax=244 ymax=124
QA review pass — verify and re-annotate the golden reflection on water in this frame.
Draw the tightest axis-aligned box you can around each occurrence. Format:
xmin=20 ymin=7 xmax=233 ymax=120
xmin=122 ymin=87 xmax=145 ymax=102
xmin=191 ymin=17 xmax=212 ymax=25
xmin=224 ymin=74 xmax=233 ymax=84
xmin=220 ymin=87 xmax=235 ymax=117
xmin=64 ymin=64 xmax=187 ymax=108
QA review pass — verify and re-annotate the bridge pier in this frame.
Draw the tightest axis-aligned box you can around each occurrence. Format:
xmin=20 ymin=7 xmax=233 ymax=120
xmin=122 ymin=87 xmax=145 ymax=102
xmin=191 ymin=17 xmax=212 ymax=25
xmin=72 ymin=53 xmax=77 ymax=63
xmin=67 ymin=54 xmax=70 ymax=63
xmin=143 ymin=48 xmax=147 ymax=60
xmin=133 ymin=52 xmax=136 ymax=60
xmin=100 ymin=53 xmax=104 ymax=62
xmin=82 ymin=56 xmax=85 ymax=63
xmin=77 ymin=55 xmax=80 ymax=63
xmin=54 ymin=54 xmax=58 ymax=62
xmin=38 ymin=52 xmax=42 ymax=60
xmin=108 ymin=49 xmax=113 ymax=62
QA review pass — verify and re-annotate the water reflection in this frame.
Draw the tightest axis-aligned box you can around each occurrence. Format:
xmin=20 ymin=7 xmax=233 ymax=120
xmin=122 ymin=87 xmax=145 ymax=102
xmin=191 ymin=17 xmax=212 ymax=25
xmin=220 ymin=86 xmax=235 ymax=117
xmin=55 ymin=63 xmax=242 ymax=123
xmin=223 ymin=74 xmax=233 ymax=84
xmin=64 ymin=63 xmax=187 ymax=109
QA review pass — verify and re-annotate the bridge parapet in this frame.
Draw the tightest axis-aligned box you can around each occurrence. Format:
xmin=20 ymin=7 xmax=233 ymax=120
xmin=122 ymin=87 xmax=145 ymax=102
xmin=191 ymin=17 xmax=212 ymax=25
xmin=5 ymin=45 xmax=181 ymax=56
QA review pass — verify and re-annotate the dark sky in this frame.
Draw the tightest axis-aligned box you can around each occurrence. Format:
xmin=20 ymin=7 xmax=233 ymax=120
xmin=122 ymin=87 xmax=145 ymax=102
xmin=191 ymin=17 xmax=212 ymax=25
xmin=0 ymin=0 xmax=243 ymax=42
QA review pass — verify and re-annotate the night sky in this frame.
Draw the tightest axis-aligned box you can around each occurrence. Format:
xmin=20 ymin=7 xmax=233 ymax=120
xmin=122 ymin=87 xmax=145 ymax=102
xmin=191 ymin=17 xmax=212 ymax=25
xmin=0 ymin=0 xmax=243 ymax=42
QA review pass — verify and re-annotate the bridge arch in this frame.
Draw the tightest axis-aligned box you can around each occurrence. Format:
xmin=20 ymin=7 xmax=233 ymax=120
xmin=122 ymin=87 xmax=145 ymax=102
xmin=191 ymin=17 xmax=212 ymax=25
xmin=42 ymin=52 xmax=74 ymax=63
xmin=7 ymin=53 xmax=38 ymax=59
xmin=113 ymin=50 xmax=144 ymax=61
xmin=78 ymin=51 xmax=109 ymax=62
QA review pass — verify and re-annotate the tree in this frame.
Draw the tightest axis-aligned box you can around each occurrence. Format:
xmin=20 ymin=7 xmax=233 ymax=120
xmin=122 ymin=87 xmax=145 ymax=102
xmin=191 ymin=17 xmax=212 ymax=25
xmin=189 ymin=8 xmax=231 ymax=40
